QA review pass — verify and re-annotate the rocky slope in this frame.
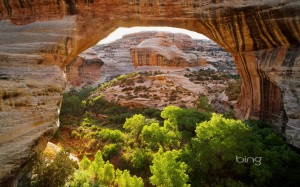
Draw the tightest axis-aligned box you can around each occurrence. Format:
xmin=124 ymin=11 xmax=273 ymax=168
xmin=94 ymin=70 xmax=237 ymax=114
xmin=0 ymin=0 xmax=299 ymax=185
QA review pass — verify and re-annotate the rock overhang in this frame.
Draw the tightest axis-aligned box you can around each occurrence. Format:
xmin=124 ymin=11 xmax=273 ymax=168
xmin=0 ymin=0 xmax=299 ymax=185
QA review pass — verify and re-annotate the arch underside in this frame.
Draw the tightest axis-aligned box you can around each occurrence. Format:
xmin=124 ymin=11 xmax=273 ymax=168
xmin=0 ymin=0 xmax=299 ymax=185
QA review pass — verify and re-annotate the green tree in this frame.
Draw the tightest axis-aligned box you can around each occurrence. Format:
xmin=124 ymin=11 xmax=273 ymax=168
xmin=150 ymin=150 xmax=190 ymax=187
xmin=187 ymin=114 xmax=251 ymax=185
xmin=71 ymin=150 xmax=145 ymax=187
xmin=88 ymin=150 xmax=105 ymax=182
xmin=196 ymin=96 xmax=213 ymax=112
xmin=179 ymin=115 xmax=300 ymax=186
xmin=31 ymin=151 xmax=77 ymax=187
xmin=102 ymin=161 xmax=115 ymax=186
xmin=70 ymin=170 xmax=91 ymax=187
xmin=131 ymin=148 xmax=152 ymax=170
xmin=123 ymin=114 xmax=157 ymax=144
xmin=79 ymin=155 xmax=91 ymax=170
xmin=114 ymin=169 xmax=144 ymax=187
xmin=142 ymin=123 xmax=167 ymax=150
xmin=161 ymin=105 xmax=182 ymax=131
xmin=102 ymin=143 xmax=121 ymax=160
xmin=141 ymin=123 xmax=180 ymax=151
xmin=161 ymin=105 xmax=210 ymax=133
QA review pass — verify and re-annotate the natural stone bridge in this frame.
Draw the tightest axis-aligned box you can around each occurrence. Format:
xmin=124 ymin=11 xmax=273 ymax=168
xmin=0 ymin=0 xmax=299 ymax=185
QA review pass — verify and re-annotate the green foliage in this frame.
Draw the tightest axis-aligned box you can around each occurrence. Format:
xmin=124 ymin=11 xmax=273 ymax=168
xmin=102 ymin=162 xmax=115 ymax=186
xmin=141 ymin=123 xmax=180 ymax=151
xmin=143 ymin=108 xmax=162 ymax=119
xmin=123 ymin=114 xmax=157 ymax=144
xmin=88 ymin=150 xmax=105 ymax=180
xmin=81 ymin=117 xmax=97 ymax=127
xmin=192 ymin=114 xmax=251 ymax=181
xmin=79 ymin=155 xmax=91 ymax=170
xmin=150 ymin=150 xmax=190 ymax=187
xmin=179 ymin=115 xmax=300 ymax=187
xmin=61 ymin=95 xmax=81 ymax=115
xmin=88 ymin=94 xmax=112 ymax=112
xmin=58 ymin=80 xmax=300 ymax=187
xmin=71 ymin=130 xmax=83 ymax=139
xmin=70 ymin=170 xmax=91 ymax=187
xmin=60 ymin=86 xmax=95 ymax=116
xmin=141 ymin=123 xmax=167 ymax=151
xmin=161 ymin=105 xmax=211 ymax=133
xmin=102 ymin=143 xmax=121 ymax=160
xmin=108 ymin=112 xmax=132 ymax=124
xmin=196 ymin=96 xmax=213 ymax=112
xmin=245 ymin=120 xmax=300 ymax=186
xmin=72 ymin=151 xmax=106 ymax=186
xmin=115 ymin=169 xmax=144 ymax=187
xmin=71 ymin=151 xmax=143 ymax=187
xmin=95 ymin=73 xmax=137 ymax=93
xmin=31 ymin=151 xmax=77 ymax=187
xmin=97 ymin=129 xmax=124 ymax=143
xmin=130 ymin=148 xmax=152 ymax=170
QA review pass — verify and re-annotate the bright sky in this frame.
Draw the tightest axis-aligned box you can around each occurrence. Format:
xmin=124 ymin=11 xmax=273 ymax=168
xmin=98 ymin=27 xmax=209 ymax=44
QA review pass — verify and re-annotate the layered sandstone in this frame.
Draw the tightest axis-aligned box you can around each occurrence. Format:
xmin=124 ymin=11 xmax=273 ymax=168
xmin=0 ymin=0 xmax=299 ymax=186
xmin=130 ymin=33 xmax=203 ymax=67
xmin=66 ymin=48 xmax=104 ymax=88
xmin=66 ymin=31 xmax=234 ymax=88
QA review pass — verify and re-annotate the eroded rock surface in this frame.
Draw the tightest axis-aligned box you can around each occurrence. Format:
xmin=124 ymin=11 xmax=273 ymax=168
xmin=0 ymin=0 xmax=299 ymax=185
xmin=130 ymin=33 xmax=202 ymax=67
xmin=66 ymin=48 xmax=104 ymax=88
xmin=66 ymin=31 xmax=234 ymax=88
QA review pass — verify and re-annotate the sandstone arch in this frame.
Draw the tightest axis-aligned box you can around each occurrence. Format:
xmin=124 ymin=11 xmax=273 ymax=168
xmin=0 ymin=0 xmax=299 ymax=185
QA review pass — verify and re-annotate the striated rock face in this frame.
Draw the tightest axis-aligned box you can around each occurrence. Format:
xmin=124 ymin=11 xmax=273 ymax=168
xmin=130 ymin=33 xmax=202 ymax=67
xmin=0 ymin=0 xmax=299 ymax=185
xmin=66 ymin=48 xmax=104 ymax=88
xmin=66 ymin=31 xmax=234 ymax=88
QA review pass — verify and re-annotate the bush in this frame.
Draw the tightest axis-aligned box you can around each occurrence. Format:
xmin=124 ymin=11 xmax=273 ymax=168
xmin=150 ymin=150 xmax=190 ymax=187
xmin=60 ymin=86 xmax=95 ymax=116
xmin=114 ymin=169 xmax=144 ymax=187
xmin=161 ymin=105 xmax=211 ymax=133
xmin=80 ymin=117 xmax=97 ymax=127
xmin=71 ymin=130 xmax=83 ymax=139
xmin=97 ymin=129 xmax=124 ymax=143
xmin=197 ymin=96 xmax=213 ymax=112
xmin=102 ymin=144 xmax=121 ymax=160
xmin=108 ymin=113 xmax=132 ymax=124
xmin=131 ymin=148 xmax=152 ymax=170
xmin=143 ymin=108 xmax=162 ymax=119
xmin=31 ymin=151 xmax=77 ymax=187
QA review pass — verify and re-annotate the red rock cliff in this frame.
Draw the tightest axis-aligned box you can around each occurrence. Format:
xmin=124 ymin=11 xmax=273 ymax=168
xmin=130 ymin=33 xmax=203 ymax=67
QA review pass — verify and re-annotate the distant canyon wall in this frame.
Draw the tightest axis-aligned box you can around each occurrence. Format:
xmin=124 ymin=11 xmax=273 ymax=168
xmin=66 ymin=31 xmax=234 ymax=88
xmin=130 ymin=33 xmax=204 ymax=67
xmin=0 ymin=0 xmax=299 ymax=186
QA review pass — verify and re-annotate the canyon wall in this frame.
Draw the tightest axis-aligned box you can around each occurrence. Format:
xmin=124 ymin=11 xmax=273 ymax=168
xmin=0 ymin=0 xmax=299 ymax=186
xmin=130 ymin=33 xmax=203 ymax=67
xmin=66 ymin=48 xmax=104 ymax=88
xmin=66 ymin=31 xmax=234 ymax=88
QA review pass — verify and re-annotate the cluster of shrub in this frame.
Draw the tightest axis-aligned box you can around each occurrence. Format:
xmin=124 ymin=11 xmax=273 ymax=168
xmin=185 ymin=69 xmax=240 ymax=81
